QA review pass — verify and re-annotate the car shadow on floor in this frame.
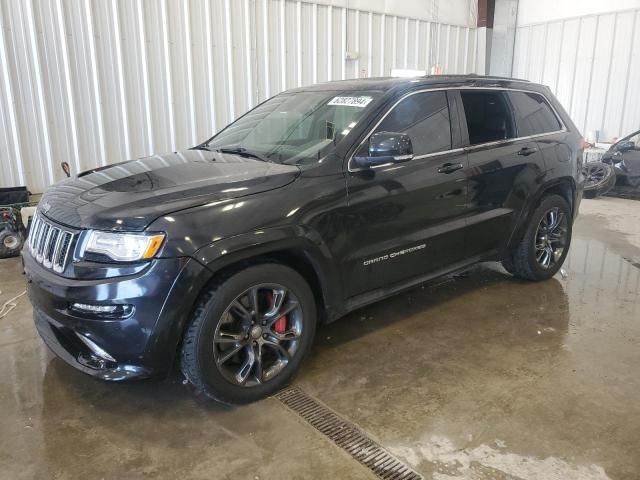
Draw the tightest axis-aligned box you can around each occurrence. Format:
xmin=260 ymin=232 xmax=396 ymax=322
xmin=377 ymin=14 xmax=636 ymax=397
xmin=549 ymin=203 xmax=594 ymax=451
xmin=40 ymin=261 xmax=568 ymax=411
xmin=313 ymin=262 xmax=568 ymax=351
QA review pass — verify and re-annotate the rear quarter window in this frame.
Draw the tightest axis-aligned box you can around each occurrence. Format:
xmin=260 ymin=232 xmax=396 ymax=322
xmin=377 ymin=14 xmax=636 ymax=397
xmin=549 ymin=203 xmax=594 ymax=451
xmin=508 ymin=91 xmax=563 ymax=137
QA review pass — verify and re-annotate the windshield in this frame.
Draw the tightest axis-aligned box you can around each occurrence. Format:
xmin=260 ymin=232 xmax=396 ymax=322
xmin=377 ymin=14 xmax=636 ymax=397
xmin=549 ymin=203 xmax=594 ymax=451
xmin=206 ymin=90 xmax=383 ymax=165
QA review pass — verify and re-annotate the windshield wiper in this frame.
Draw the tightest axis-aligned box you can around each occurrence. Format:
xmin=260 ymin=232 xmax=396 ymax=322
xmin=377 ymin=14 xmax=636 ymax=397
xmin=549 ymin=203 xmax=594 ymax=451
xmin=190 ymin=145 xmax=212 ymax=152
xmin=213 ymin=146 xmax=272 ymax=163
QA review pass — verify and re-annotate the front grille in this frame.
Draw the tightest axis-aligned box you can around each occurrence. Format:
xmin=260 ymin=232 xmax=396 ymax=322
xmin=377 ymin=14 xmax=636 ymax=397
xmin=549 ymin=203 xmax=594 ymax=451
xmin=28 ymin=212 xmax=76 ymax=273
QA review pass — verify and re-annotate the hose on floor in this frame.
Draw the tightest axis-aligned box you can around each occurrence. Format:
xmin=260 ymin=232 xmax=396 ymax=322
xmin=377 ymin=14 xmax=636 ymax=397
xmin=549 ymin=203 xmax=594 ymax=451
xmin=0 ymin=289 xmax=26 ymax=319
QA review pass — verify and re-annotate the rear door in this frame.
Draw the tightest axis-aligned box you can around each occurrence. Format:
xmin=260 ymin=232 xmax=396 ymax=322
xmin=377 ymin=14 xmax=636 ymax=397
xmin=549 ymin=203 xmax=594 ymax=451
xmin=343 ymin=90 xmax=468 ymax=297
xmin=457 ymin=89 xmax=547 ymax=258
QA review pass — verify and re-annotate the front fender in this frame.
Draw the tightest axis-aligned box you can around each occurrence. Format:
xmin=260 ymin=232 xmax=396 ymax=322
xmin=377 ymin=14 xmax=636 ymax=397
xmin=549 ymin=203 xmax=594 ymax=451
xmin=193 ymin=225 xmax=343 ymax=321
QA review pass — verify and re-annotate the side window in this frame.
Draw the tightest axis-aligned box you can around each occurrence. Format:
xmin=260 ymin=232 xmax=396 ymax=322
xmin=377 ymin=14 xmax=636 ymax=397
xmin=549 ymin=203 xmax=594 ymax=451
xmin=460 ymin=91 xmax=516 ymax=145
xmin=374 ymin=91 xmax=452 ymax=156
xmin=508 ymin=91 xmax=562 ymax=136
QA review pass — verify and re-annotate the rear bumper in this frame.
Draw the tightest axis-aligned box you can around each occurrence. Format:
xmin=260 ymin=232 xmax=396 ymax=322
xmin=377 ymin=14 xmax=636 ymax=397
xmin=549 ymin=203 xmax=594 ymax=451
xmin=24 ymin=250 xmax=209 ymax=381
xmin=574 ymin=183 xmax=583 ymax=219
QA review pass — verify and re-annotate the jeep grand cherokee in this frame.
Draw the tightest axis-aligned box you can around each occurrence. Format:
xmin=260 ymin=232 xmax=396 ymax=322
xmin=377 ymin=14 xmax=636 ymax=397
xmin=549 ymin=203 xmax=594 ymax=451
xmin=24 ymin=76 xmax=584 ymax=404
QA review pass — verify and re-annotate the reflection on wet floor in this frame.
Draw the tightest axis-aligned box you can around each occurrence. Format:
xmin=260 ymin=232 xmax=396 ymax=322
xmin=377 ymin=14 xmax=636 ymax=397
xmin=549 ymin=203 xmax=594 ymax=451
xmin=1 ymin=217 xmax=640 ymax=479
xmin=300 ymin=235 xmax=640 ymax=479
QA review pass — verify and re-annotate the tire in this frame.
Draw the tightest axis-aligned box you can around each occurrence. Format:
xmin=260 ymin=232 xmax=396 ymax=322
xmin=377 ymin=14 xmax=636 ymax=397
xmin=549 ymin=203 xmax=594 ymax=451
xmin=502 ymin=194 xmax=572 ymax=281
xmin=181 ymin=263 xmax=316 ymax=405
xmin=583 ymin=162 xmax=616 ymax=198
xmin=501 ymin=256 xmax=516 ymax=275
xmin=0 ymin=229 xmax=24 ymax=258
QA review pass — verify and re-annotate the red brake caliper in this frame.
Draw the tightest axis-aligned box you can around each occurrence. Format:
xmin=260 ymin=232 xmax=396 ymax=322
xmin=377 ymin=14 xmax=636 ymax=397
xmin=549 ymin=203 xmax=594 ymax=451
xmin=266 ymin=291 xmax=287 ymax=334
xmin=274 ymin=315 xmax=287 ymax=334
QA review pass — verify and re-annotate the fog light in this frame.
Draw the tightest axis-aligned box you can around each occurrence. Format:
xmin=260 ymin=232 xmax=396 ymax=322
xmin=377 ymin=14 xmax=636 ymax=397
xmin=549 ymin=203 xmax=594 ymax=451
xmin=76 ymin=333 xmax=116 ymax=362
xmin=69 ymin=302 xmax=134 ymax=319
xmin=72 ymin=303 xmax=118 ymax=313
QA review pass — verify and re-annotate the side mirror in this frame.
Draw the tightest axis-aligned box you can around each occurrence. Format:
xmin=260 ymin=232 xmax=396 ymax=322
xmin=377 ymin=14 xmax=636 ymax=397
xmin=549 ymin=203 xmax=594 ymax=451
xmin=616 ymin=140 xmax=635 ymax=152
xmin=353 ymin=132 xmax=413 ymax=168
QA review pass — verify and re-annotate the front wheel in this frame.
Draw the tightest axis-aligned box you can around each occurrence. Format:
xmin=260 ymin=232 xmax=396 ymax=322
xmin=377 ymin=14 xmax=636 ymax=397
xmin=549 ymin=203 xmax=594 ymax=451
xmin=502 ymin=194 xmax=572 ymax=281
xmin=181 ymin=263 xmax=316 ymax=404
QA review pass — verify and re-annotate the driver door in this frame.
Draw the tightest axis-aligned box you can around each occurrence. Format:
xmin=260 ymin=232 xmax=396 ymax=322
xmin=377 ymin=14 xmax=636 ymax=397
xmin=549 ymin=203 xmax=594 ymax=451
xmin=343 ymin=90 xmax=468 ymax=297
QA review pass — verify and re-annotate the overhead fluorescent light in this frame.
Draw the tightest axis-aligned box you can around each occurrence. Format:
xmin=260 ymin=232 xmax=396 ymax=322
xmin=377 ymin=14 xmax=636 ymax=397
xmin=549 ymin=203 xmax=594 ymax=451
xmin=391 ymin=68 xmax=427 ymax=78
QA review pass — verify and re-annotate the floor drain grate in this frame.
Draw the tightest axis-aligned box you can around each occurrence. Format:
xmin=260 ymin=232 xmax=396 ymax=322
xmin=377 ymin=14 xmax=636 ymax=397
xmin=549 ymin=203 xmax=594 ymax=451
xmin=275 ymin=386 xmax=423 ymax=480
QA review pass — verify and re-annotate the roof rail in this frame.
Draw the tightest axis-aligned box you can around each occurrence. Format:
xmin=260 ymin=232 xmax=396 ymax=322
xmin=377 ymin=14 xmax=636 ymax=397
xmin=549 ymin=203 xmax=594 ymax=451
xmin=422 ymin=74 xmax=531 ymax=83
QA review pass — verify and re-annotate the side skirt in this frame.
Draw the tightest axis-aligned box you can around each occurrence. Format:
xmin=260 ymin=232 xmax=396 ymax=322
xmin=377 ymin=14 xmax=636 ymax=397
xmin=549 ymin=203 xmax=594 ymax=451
xmin=326 ymin=251 xmax=498 ymax=323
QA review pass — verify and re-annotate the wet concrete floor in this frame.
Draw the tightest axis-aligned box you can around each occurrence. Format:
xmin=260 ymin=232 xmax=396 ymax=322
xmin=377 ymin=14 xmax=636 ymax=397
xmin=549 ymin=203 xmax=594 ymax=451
xmin=1 ymin=197 xmax=639 ymax=479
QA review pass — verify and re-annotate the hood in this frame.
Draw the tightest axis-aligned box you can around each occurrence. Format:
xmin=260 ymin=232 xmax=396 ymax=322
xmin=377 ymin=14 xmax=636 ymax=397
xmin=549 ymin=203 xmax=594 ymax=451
xmin=39 ymin=150 xmax=300 ymax=231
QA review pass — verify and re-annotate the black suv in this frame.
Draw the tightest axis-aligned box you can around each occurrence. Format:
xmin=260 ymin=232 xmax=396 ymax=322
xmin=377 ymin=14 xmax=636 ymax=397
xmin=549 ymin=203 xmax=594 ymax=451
xmin=24 ymin=76 xmax=584 ymax=404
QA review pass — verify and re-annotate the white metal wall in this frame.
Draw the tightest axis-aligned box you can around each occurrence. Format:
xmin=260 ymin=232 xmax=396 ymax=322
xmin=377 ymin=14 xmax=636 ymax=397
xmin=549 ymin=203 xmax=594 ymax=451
xmin=512 ymin=8 xmax=640 ymax=142
xmin=0 ymin=0 xmax=478 ymax=193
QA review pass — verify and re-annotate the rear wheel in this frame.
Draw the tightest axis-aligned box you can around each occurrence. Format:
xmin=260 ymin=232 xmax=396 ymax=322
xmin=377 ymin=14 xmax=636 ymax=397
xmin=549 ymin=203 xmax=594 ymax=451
xmin=502 ymin=194 xmax=572 ymax=281
xmin=181 ymin=263 xmax=316 ymax=404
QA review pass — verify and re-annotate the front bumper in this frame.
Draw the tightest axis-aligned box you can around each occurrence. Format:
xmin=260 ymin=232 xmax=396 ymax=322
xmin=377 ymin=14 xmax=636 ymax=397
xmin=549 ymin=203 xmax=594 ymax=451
xmin=24 ymin=250 xmax=209 ymax=381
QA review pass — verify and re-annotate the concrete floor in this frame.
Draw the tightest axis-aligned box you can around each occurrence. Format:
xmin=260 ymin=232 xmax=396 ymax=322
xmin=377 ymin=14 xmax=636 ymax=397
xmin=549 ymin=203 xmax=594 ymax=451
xmin=1 ymin=196 xmax=640 ymax=480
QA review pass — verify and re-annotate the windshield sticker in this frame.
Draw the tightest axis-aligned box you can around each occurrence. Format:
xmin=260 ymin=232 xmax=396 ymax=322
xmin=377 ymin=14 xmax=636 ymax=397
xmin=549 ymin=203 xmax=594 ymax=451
xmin=327 ymin=96 xmax=373 ymax=108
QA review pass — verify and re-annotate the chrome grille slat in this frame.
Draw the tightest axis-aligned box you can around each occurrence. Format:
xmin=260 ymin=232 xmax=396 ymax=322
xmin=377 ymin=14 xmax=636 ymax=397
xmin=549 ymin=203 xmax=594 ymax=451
xmin=31 ymin=216 xmax=40 ymax=250
xmin=28 ymin=212 xmax=76 ymax=274
xmin=31 ymin=215 xmax=44 ymax=251
xmin=43 ymin=228 xmax=60 ymax=268
xmin=50 ymin=229 xmax=65 ymax=269
xmin=28 ymin=214 xmax=38 ymax=250
xmin=34 ymin=216 xmax=42 ymax=249
xmin=54 ymin=232 xmax=73 ymax=273
xmin=36 ymin=223 xmax=51 ymax=261
xmin=29 ymin=215 xmax=41 ymax=250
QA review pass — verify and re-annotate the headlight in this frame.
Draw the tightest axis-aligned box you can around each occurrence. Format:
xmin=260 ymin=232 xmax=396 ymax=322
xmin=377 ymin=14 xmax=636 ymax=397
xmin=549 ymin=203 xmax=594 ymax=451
xmin=84 ymin=231 xmax=165 ymax=262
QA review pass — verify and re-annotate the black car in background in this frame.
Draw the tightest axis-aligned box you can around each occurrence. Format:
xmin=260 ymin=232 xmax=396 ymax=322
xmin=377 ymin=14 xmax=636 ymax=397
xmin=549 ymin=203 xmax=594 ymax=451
xmin=602 ymin=129 xmax=640 ymax=189
xmin=23 ymin=76 xmax=585 ymax=404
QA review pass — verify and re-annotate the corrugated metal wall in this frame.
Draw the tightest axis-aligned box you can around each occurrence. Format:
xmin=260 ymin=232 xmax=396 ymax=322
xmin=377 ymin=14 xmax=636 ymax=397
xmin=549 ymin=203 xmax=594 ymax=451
xmin=0 ymin=0 xmax=478 ymax=193
xmin=512 ymin=8 xmax=640 ymax=142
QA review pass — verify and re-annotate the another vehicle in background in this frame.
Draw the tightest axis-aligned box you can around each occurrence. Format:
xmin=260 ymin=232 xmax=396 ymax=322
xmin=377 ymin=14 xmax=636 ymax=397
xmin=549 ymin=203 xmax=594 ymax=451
xmin=0 ymin=187 xmax=35 ymax=258
xmin=601 ymin=129 xmax=640 ymax=190
xmin=582 ymin=162 xmax=616 ymax=199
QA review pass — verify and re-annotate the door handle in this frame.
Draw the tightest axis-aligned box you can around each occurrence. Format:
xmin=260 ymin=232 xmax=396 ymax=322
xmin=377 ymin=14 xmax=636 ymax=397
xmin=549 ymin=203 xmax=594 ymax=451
xmin=517 ymin=146 xmax=538 ymax=156
xmin=438 ymin=162 xmax=464 ymax=174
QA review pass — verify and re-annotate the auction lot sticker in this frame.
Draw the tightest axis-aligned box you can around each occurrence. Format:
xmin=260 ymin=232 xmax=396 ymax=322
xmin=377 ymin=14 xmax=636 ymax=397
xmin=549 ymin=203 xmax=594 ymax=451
xmin=327 ymin=96 xmax=373 ymax=108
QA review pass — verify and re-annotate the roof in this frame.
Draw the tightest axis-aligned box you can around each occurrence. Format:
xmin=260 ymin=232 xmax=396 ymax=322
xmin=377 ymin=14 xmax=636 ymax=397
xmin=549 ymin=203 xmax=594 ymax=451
xmin=286 ymin=75 xmax=537 ymax=94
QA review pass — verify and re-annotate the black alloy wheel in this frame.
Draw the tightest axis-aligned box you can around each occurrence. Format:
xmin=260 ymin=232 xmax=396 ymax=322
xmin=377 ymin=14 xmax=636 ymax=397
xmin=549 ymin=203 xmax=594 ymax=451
xmin=502 ymin=194 xmax=572 ymax=281
xmin=534 ymin=207 xmax=568 ymax=269
xmin=213 ymin=284 xmax=303 ymax=386
xmin=181 ymin=263 xmax=316 ymax=404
